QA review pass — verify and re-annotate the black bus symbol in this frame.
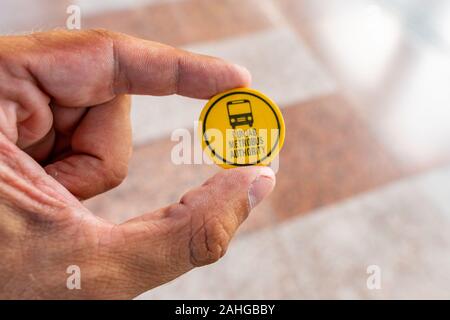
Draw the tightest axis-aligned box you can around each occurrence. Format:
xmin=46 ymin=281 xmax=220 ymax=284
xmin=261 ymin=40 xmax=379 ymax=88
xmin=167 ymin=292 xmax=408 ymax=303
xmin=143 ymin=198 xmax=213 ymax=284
xmin=227 ymin=99 xmax=254 ymax=129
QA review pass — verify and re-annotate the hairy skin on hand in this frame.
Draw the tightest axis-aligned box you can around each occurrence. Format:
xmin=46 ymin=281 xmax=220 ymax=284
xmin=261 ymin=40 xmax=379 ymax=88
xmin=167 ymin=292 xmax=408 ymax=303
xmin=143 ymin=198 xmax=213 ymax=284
xmin=0 ymin=30 xmax=275 ymax=299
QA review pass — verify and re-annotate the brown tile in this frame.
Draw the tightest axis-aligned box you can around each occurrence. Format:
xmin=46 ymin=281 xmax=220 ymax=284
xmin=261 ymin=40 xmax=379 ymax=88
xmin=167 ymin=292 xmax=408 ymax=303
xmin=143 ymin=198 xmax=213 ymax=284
xmin=84 ymin=132 xmax=278 ymax=234
xmin=82 ymin=0 xmax=275 ymax=47
xmin=271 ymin=94 xmax=403 ymax=219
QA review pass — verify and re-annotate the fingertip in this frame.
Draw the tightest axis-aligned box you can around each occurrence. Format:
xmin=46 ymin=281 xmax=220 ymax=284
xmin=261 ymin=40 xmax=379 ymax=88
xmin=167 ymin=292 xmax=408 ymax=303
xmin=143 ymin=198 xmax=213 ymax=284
xmin=253 ymin=166 xmax=276 ymax=181
xmin=223 ymin=166 xmax=275 ymax=185
xmin=248 ymin=170 xmax=276 ymax=210
xmin=188 ymin=59 xmax=252 ymax=98
xmin=225 ymin=166 xmax=275 ymax=210
xmin=231 ymin=63 xmax=252 ymax=88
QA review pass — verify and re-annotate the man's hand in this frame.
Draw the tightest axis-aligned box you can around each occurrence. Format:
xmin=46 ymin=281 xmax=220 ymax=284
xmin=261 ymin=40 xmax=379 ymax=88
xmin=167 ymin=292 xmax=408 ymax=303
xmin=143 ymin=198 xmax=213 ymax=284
xmin=0 ymin=30 xmax=275 ymax=299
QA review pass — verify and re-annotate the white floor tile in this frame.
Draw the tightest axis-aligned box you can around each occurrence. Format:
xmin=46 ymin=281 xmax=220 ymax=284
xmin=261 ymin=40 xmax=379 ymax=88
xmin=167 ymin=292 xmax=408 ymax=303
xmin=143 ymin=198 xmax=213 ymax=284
xmin=412 ymin=164 xmax=450 ymax=218
xmin=275 ymin=177 xmax=450 ymax=299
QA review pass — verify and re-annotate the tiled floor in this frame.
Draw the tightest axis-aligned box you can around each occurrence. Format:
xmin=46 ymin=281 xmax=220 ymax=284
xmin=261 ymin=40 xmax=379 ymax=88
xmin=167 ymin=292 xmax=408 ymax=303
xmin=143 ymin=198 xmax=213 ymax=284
xmin=2 ymin=0 xmax=450 ymax=299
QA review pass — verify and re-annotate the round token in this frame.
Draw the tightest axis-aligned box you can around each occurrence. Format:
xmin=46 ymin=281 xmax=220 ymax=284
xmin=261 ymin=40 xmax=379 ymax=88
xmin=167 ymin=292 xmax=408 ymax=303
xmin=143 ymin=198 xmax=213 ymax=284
xmin=199 ymin=88 xmax=285 ymax=169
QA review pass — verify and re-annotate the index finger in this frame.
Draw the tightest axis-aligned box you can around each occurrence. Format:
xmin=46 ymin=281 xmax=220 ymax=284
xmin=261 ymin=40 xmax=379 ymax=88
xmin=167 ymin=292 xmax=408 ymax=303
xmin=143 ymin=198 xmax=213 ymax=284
xmin=110 ymin=31 xmax=252 ymax=98
xmin=23 ymin=30 xmax=251 ymax=107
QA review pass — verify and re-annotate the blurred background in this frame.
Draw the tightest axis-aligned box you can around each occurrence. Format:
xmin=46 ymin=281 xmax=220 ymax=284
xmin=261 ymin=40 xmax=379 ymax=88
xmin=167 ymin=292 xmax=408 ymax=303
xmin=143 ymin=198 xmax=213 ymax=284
xmin=2 ymin=0 xmax=450 ymax=299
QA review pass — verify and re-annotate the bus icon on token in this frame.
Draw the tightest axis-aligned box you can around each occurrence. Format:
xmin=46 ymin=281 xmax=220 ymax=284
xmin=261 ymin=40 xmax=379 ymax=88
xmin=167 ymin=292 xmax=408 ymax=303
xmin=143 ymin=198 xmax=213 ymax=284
xmin=227 ymin=99 xmax=254 ymax=129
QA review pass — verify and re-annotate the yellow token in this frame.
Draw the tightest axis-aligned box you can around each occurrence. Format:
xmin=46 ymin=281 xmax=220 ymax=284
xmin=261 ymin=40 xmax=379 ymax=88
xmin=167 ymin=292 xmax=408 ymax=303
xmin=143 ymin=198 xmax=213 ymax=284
xmin=199 ymin=88 xmax=285 ymax=169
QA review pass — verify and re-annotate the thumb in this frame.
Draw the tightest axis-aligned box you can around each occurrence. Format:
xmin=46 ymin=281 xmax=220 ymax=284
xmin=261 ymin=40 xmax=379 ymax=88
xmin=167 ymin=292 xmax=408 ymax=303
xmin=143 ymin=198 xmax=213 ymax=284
xmin=108 ymin=167 xmax=275 ymax=296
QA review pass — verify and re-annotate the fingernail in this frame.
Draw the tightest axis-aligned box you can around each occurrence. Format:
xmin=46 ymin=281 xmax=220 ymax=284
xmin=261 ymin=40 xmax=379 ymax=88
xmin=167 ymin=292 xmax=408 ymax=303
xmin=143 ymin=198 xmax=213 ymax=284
xmin=248 ymin=167 xmax=276 ymax=210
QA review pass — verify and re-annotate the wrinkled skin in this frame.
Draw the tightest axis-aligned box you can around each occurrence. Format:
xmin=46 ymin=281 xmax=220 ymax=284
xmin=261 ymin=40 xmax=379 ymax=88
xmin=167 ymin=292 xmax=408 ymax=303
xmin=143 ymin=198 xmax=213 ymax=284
xmin=0 ymin=30 xmax=275 ymax=299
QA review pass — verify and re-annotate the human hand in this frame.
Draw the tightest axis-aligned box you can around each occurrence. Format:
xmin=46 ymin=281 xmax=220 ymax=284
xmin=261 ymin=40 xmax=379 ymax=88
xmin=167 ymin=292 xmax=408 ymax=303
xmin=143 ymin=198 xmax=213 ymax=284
xmin=0 ymin=30 xmax=275 ymax=299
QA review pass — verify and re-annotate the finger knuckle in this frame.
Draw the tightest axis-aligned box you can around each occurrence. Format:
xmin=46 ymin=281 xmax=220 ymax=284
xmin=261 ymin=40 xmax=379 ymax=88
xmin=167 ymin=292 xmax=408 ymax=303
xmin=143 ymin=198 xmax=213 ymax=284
xmin=189 ymin=215 xmax=230 ymax=267
xmin=102 ymin=161 xmax=128 ymax=189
